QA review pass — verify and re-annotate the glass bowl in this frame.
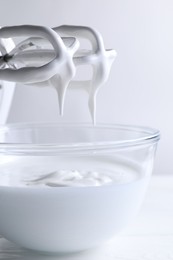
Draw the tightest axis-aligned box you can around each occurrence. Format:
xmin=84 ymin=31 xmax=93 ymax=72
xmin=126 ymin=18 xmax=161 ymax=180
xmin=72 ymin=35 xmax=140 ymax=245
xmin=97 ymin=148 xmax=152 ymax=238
xmin=0 ymin=123 xmax=160 ymax=254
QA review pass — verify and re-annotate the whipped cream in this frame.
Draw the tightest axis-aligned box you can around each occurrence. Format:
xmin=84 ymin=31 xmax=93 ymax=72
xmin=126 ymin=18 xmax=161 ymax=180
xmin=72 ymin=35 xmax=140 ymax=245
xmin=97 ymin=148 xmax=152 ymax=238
xmin=0 ymin=156 xmax=141 ymax=188
xmin=24 ymin=170 xmax=113 ymax=187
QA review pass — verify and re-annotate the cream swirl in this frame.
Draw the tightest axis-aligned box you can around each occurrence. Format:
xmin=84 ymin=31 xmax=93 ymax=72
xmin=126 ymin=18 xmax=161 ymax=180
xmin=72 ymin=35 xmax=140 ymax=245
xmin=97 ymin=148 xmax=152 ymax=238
xmin=24 ymin=169 xmax=113 ymax=187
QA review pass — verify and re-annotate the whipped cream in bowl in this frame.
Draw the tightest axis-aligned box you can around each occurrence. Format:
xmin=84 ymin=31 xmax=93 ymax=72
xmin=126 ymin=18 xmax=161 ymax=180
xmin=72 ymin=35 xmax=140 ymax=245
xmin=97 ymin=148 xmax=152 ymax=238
xmin=0 ymin=123 xmax=160 ymax=254
xmin=0 ymin=24 xmax=159 ymax=255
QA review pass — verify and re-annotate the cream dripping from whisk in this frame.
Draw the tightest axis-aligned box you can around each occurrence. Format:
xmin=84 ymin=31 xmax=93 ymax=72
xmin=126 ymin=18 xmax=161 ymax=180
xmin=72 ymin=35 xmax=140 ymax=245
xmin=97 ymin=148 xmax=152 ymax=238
xmin=0 ymin=25 xmax=116 ymax=123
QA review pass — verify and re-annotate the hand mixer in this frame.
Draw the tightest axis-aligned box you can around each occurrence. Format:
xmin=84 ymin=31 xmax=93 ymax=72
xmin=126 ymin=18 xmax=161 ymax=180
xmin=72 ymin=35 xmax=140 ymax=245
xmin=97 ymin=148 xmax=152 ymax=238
xmin=0 ymin=25 xmax=116 ymax=123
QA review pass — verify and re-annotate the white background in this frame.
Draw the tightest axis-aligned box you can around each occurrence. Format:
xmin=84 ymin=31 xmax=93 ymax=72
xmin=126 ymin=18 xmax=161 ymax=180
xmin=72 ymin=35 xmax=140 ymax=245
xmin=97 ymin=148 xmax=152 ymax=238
xmin=0 ymin=0 xmax=172 ymax=175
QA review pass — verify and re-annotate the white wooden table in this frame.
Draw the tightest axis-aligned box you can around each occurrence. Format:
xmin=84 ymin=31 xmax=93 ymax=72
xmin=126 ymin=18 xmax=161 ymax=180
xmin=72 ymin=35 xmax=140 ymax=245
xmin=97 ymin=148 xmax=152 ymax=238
xmin=0 ymin=175 xmax=172 ymax=260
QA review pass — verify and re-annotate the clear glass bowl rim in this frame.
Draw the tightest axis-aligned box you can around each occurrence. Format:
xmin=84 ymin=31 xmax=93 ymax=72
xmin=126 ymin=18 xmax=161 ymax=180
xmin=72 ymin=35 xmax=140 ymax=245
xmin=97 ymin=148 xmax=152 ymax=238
xmin=0 ymin=122 xmax=160 ymax=155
